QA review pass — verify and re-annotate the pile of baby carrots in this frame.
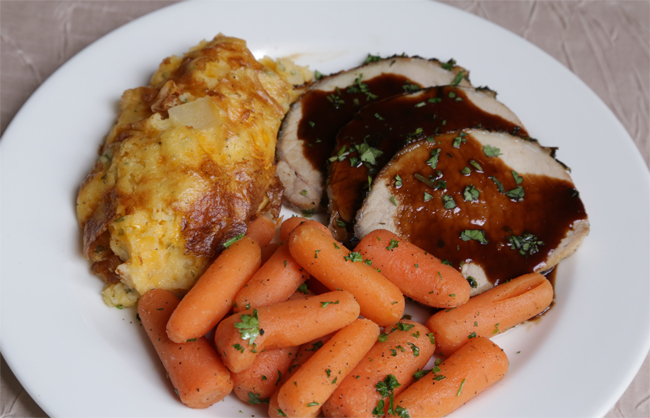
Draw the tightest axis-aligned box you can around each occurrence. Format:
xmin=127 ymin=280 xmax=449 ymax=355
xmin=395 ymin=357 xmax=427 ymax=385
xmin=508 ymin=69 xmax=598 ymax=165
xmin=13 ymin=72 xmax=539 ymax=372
xmin=138 ymin=216 xmax=554 ymax=417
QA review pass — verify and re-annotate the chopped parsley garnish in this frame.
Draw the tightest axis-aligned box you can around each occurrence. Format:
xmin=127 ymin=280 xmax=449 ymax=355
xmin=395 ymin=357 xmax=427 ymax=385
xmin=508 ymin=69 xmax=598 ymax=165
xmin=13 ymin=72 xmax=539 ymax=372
xmin=466 ymin=276 xmax=478 ymax=288
xmin=336 ymin=219 xmax=347 ymax=227
xmin=306 ymin=341 xmax=323 ymax=352
xmin=460 ymin=229 xmax=488 ymax=245
xmin=386 ymin=239 xmax=399 ymax=250
xmin=505 ymin=186 xmax=525 ymax=201
xmin=355 ymin=141 xmax=383 ymax=165
xmin=426 ymin=148 xmax=441 ymax=169
xmin=468 ymin=332 xmax=477 ymax=339
xmin=325 ymin=369 xmax=331 ymax=377
xmin=469 ymin=159 xmax=483 ymax=172
xmin=297 ymin=283 xmax=309 ymax=294
xmin=512 ymin=170 xmax=523 ymax=185
xmin=402 ymin=83 xmax=421 ymax=93
xmin=483 ymin=144 xmax=502 ymax=157
xmin=441 ymin=259 xmax=452 ymax=266
xmin=441 ymin=58 xmax=456 ymax=70
xmin=433 ymin=375 xmax=446 ymax=381
xmin=450 ymin=70 xmax=464 ymax=86
xmin=415 ymin=101 xmax=426 ymax=108
xmin=300 ymin=190 xmax=307 ymax=196
xmin=301 ymin=208 xmax=316 ymax=218
xmin=223 ymin=233 xmax=245 ymax=248
xmin=442 ymin=194 xmax=456 ymax=209
xmin=395 ymin=322 xmax=415 ymax=331
xmin=457 ymin=378 xmax=466 ymax=397
xmin=461 ymin=167 xmax=471 ymax=175
xmin=314 ymin=70 xmax=323 ymax=80
xmin=321 ymin=300 xmax=340 ymax=308
xmin=428 ymin=97 xmax=442 ymax=103
xmin=413 ymin=369 xmax=431 ymax=381
xmin=375 ymin=113 xmax=384 ymax=120
xmin=234 ymin=309 xmax=261 ymax=345
xmin=391 ymin=195 xmax=398 ymax=206
xmin=452 ymin=133 xmax=467 ymax=148
xmin=378 ymin=333 xmax=389 ymax=342
xmin=414 ymin=172 xmax=435 ymax=188
xmin=407 ymin=342 xmax=420 ymax=357
xmin=463 ymin=184 xmax=480 ymax=202
xmin=394 ymin=175 xmax=402 ymax=187
xmin=364 ymin=53 xmax=381 ymax=64
xmin=233 ymin=343 xmax=244 ymax=353
xmin=423 ymin=191 xmax=433 ymax=202
xmin=247 ymin=392 xmax=270 ymax=405
xmin=327 ymin=91 xmax=345 ymax=108
xmin=374 ymin=374 xmax=402 ymax=416
xmin=427 ymin=333 xmax=436 ymax=345
xmin=508 ymin=233 xmax=544 ymax=256
xmin=185 ymin=338 xmax=197 ymax=342
xmin=490 ymin=176 xmax=505 ymax=193
xmin=346 ymin=75 xmax=377 ymax=100
xmin=306 ymin=402 xmax=319 ymax=407
xmin=333 ymin=242 xmax=340 ymax=249
xmin=314 ymin=250 xmax=321 ymax=258
xmin=344 ymin=252 xmax=363 ymax=262
xmin=493 ymin=323 xmax=500 ymax=335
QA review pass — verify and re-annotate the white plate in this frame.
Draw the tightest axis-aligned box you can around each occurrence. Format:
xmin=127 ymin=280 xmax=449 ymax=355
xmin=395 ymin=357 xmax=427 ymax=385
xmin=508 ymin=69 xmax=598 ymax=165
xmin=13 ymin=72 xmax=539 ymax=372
xmin=1 ymin=1 xmax=648 ymax=417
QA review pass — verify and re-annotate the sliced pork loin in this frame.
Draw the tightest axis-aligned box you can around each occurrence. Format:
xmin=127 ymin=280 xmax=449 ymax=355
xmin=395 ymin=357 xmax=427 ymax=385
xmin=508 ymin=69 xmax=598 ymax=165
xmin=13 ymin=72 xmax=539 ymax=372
xmin=356 ymin=129 xmax=589 ymax=296
xmin=327 ymin=85 xmax=528 ymax=244
xmin=276 ymin=56 xmax=470 ymax=213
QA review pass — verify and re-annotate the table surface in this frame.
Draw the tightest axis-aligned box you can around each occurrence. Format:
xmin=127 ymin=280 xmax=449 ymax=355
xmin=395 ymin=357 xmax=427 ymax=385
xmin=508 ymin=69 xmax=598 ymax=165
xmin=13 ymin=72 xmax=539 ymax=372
xmin=1 ymin=1 xmax=648 ymax=417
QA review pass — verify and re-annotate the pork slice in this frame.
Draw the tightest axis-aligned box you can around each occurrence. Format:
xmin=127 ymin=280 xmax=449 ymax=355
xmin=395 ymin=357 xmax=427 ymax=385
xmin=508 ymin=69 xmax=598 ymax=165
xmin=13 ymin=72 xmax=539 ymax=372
xmin=356 ymin=129 xmax=589 ymax=295
xmin=327 ymin=85 xmax=527 ymax=244
xmin=276 ymin=56 xmax=470 ymax=213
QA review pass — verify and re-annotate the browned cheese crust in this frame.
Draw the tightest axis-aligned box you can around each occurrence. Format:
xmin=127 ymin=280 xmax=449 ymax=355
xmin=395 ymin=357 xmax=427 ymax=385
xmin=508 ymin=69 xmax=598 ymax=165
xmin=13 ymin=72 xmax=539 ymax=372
xmin=76 ymin=35 xmax=307 ymax=305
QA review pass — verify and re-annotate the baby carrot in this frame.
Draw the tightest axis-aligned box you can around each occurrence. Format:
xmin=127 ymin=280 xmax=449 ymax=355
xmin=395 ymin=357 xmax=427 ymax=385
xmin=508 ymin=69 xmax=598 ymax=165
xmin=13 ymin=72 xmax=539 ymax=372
xmin=322 ymin=320 xmax=435 ymax=418
xmin=427 ymin=273 xmax=553 ymax=356
xmin=390 ymin=337 xmax=508 ymax=418
xmin=288 ymin=224 xmax=405 ymax=326
xmin=138 ymin=289 xmax=233 ymax=409
xmin=232 ymin=288 xmax=313 ymax=406
xmin=355 ymin=229 xmax=470 ymax=308
xmin=277 ymin=319 xmax=380 ymax=418
xmin=166 ymin=236 xmax=261 ymax=343
xmin=246 ymin=216 xmax=277 ymax=248
xmin=268 ymin=333 xmax=335 ymax=418
xmin=215 ymin=291 xmax=360 ymax=373
xmin=232 ymin=347 xmax=297 ymax=405
xmin=280 ymin=217 xmax=331 ymax=242
xmin=233 ymin=244 xmax=309 ymax=313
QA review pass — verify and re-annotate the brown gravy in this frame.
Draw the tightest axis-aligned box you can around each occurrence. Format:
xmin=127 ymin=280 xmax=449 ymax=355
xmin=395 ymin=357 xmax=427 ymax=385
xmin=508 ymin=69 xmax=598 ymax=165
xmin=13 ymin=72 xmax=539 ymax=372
xmin=385 ymin=132 xmax=586 ymax=286
xmin=328 ymin=86 xmax=526 ymax=241
xmin=298 ymin=73 xmax=417 ymax=172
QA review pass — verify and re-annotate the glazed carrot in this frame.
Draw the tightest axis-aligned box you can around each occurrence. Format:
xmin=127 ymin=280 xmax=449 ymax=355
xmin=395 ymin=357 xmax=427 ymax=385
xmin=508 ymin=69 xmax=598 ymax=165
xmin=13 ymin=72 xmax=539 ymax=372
xmin=390 ymin=337 xmax=508 ymax=418
xmin=323 ymin=320 xmax=435 ymax=417
xmin=232 ymin=346 xmax=297 ymax=405
xmin=262 ymin=242 xmax=282 ymax=264
xmin=138 ymin=289 xmax=233 ymax=409
xmin=289 ymin=224 xmax=405 ymax=326
xmin=232 ymin=288 xmax=314 ymax=404
xmin=233 ymin=244 xmax=309 ymax=313
xmin=166 ymin=236 xmax=261 ymax=343
xmin=268 ymin=333 xmax=335 ymax=418
xmin=280 ymin=217 xmax=331 ymax=242
xmin=277 ymin=319 xmax=380 ymax=418
xmin=246 ymin=216 xmax=277 ymax=248
xmin=215 ymin=291 xmax=360 ymax=373
xmin=355 ymin=230 xmax=470 ymax=308
xmin=427 ymin=273 xmax=553 ymax=356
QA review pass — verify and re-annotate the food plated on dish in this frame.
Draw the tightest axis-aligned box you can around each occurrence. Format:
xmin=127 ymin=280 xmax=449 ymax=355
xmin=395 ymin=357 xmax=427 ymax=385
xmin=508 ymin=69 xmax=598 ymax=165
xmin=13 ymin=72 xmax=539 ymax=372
xmin=76 ymin=33 xmax=590 ymax=417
